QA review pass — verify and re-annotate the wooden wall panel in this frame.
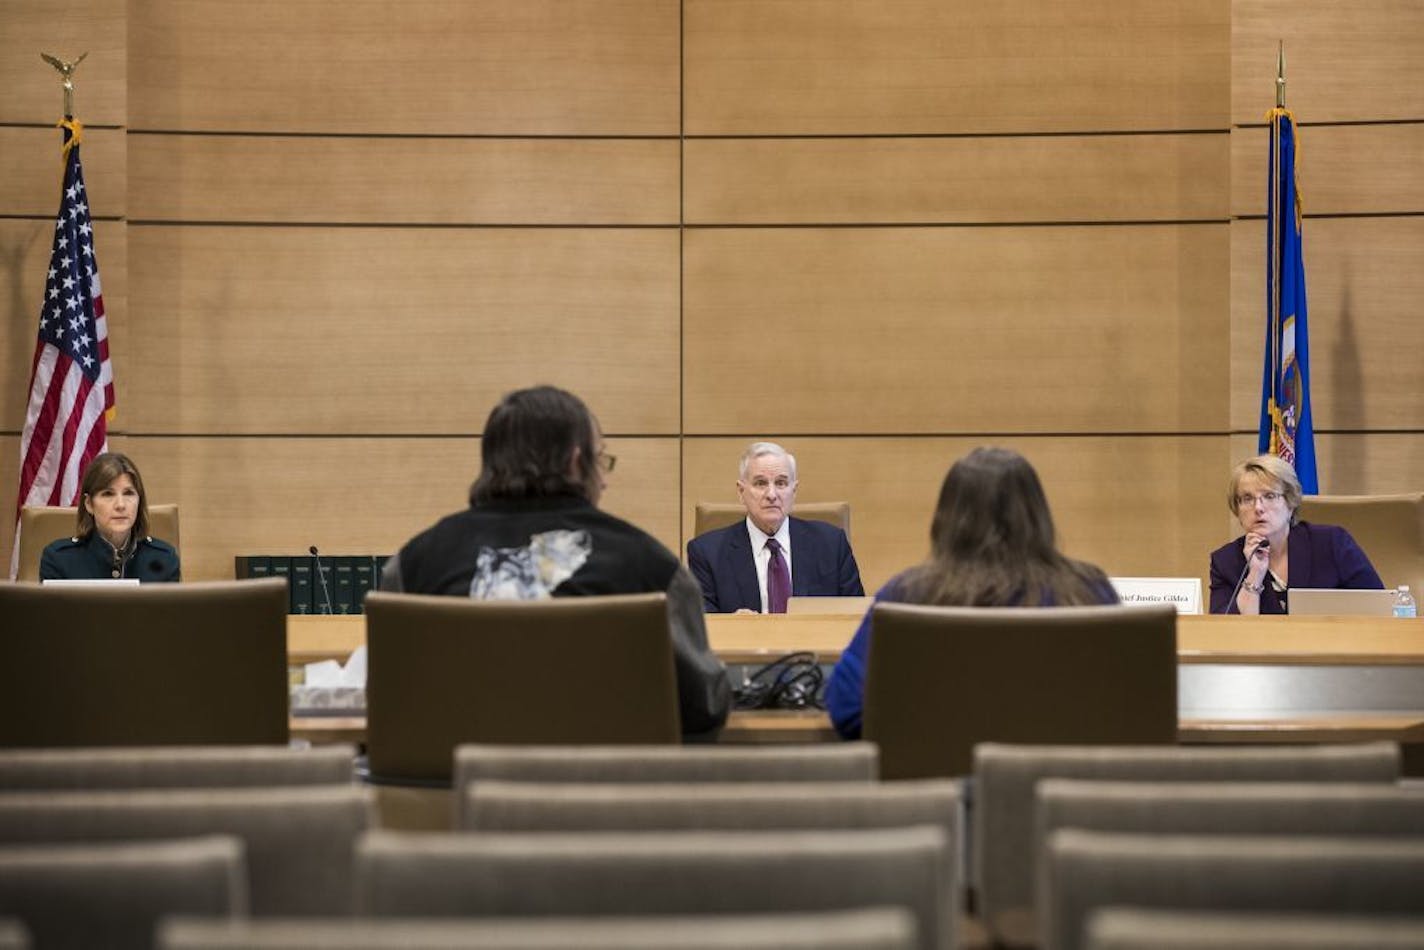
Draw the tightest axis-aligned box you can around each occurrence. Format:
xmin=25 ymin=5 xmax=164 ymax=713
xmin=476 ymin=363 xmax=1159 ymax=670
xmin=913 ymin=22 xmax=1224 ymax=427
xmin=0 ymin=435 xmax=18 ymax=575
xmin=129 ymin=0 xmax=679 ymax=135
xmin=684 ymin=0 xmax=1229 ymax=135
xmin=1233 ymin=0 xmax=1424 ymax=125
xmin=129 ymin=136 xmax=679 ymax=225
xmin=125 ymin=226 xmax=679 ymax=435
xmin=682 ymin=435 xmax=1231 ymax=593
xmin=684 ymin=225 xmax=1229 ymax=434
xmin=685 ymin=134 xmax=1228 ymax=225
xmin=1229 ymin=432 xmax=1424 ymax=495
xmin=0 ymin=0 xmax=126 ymax=125
xmin=113 ymin=435 xmax=680 ymax=582
xmin=1230 ymin=125 xmax=1424 ymax=217
xmin=0 ymin=220 xmax=127 ymax=431
xmin=1229 ymin=217 xmax=1424 ymax=430
xmin=0 ymin=127 xmax=126 ymax=218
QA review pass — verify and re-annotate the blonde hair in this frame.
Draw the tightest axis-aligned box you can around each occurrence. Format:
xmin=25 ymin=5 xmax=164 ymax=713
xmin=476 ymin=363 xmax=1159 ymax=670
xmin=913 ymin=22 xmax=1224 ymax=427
xmin=1227 ymin=454 xmax=1303 ymax=523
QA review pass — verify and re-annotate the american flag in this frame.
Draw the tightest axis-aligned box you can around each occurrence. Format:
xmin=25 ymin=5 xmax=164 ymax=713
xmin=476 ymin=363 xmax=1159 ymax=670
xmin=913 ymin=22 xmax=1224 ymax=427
xmin=11 ymin=120 xmax=113 ymax=574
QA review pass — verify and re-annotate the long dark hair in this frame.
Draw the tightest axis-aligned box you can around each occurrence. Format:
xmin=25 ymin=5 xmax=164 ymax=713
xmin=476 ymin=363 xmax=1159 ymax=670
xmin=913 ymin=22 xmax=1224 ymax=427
xmin=76 ymin=452 xmax=151 ymax=541
xmin=469 ymin=386 xmax=599 ymax=505
xmin=898 ymin=447 xmax=1109 ymax=607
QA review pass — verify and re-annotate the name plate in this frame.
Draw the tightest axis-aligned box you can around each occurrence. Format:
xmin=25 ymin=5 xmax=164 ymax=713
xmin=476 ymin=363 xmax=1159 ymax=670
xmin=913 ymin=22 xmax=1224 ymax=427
xmin=1110 ymin=577 xmax=1203 ymax=614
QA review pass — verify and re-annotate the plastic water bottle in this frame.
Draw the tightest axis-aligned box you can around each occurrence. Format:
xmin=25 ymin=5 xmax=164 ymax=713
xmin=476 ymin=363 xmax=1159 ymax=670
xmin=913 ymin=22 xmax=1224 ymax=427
xmin=1394 ymin=586 xmax=1417 ymax=619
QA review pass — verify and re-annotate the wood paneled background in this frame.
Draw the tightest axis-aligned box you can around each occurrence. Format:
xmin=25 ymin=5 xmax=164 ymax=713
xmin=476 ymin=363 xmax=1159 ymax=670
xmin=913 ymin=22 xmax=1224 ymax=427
xmin=2 ymin=0 xmax=1420 ymax=590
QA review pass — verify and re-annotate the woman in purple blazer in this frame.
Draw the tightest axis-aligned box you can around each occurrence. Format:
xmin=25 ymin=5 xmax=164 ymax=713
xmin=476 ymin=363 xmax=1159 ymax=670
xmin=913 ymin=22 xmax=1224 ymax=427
xmin=1208 ymin=454 xmax=1383 ymax=615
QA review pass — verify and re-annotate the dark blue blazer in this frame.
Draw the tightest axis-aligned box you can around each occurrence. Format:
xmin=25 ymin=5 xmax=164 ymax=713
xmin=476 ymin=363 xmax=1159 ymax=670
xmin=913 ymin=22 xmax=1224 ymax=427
xmin=1208 ymin=521 xmax=1383 ymax=614
xmin=686 ymin=516 xmax=864 ymax=613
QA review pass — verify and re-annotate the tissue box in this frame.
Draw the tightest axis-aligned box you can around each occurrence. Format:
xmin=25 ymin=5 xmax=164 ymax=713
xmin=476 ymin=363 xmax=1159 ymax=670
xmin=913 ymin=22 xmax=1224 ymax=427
xmin=290 ymin=685 xmax=366 ymax=715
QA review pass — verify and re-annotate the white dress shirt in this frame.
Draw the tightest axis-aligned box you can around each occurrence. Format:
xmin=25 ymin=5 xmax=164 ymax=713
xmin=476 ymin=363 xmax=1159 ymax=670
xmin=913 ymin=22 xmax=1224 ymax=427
xmin=745 ymin=516 xmax=793 ymax=614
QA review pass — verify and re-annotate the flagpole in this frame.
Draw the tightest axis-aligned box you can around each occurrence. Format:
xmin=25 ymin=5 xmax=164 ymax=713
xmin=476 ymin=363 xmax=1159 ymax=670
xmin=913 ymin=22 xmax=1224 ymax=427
xmin=1266 ymin=41 xmax=1285 ymax=454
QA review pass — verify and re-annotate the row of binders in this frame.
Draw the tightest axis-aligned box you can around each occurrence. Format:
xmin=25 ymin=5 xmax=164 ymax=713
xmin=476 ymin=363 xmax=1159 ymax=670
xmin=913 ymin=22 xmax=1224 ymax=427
xmin=234 ymin=555 xmax=390 ymax=615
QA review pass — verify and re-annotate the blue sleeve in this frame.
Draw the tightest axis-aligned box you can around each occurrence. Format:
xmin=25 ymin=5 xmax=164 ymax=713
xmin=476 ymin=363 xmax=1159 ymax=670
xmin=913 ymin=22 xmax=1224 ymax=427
xmin=825 ymin=577 xmax=901 ymax=740
xmin=1333 ymin=527 xmax=1385 ymax=590
xmin=38 ymin=543 xmax=65 ymax=581
xmin=685 ymin=537 xmax=720 ymax=613
xmin=836 ymin=532 xmax=865 ymax=597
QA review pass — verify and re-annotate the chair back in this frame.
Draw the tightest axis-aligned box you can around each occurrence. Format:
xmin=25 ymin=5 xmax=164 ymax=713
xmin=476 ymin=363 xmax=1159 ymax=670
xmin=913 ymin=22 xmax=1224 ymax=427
xmin=455 ymin=742 xmax=877 ymax=786
xmin=973 ymin=741 xmax=1401 ymax=946
xmin=863 ymin=603 xmax=1177 ymax=780
xmin=463 ymin=778 xmax=959 ymax=838
xmin=0 ymin=745 xmax=355 ymax=790
xmin=158 ymin=908 xmax=919 ymax=950
xmin=693 ymin=501 xmax=851 ymax=541
xmin=1044 ymin=831 xmax=1424 ymax=950
xmin=0 ymin=579 xmax=289 ymax=747
xmin=364 ymin=592 xmax=680 ymax=783
xmin=17 ymin=503 xmax=180 ymax=582
xmin=0 ymin=836 xmax=244 ymax=950
xmin=1085 ymin=907 xmax=1424 ymax=950
xmin=0 ymin=786 xmax=372 ymax=915
xmin=1297 ymin=493 xmax=1424 ymax=593
xmin=357 ymin=826 xmax=952 ymax=950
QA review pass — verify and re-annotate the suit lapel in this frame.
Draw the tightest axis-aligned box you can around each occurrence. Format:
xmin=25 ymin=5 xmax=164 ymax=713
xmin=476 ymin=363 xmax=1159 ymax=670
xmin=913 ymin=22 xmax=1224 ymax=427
xmin=788 ymin=517 xmax=810 ymax=596
xmin=724 ymin=525 xmax=761 ymax=612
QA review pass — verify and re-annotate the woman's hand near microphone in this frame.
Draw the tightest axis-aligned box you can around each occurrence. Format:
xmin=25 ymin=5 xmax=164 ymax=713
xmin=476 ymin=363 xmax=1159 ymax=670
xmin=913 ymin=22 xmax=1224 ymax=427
xmin=1236 ymin=533 xmax=1271 ymax=614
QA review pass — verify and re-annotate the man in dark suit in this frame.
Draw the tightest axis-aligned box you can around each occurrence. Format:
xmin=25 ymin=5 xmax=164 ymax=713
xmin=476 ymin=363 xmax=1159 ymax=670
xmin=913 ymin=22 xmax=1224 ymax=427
xmin=687 ymin=441 xmax=864 ymax=613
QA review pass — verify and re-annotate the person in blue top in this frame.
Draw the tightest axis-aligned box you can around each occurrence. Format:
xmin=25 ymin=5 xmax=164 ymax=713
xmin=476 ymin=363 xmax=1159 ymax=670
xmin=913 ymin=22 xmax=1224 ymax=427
xmin=38 ymin=452 xmax=180 ymax=583
xmin=825 ymin=447 xmax=1117 ymax=739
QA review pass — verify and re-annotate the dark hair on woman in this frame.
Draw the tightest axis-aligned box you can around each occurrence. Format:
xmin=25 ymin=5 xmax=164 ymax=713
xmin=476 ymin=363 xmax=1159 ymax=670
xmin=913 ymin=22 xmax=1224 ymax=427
xmin=76 ymin=452 xmax=150 ymax=540
xmin=469 ymin=385 xmax=600 ymax=505
xmin=898 ymin=447 xmax=1110 ymax=607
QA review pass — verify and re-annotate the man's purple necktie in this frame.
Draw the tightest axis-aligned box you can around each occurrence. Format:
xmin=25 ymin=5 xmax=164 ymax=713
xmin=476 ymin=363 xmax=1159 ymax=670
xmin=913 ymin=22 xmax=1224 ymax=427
xmin=765 ymin=537 xmax=790 ymax=614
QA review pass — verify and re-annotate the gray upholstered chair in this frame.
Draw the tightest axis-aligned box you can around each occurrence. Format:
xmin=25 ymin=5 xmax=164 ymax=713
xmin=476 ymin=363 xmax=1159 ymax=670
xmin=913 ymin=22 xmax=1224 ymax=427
xmin=0 ymin=745 xmax=356 ymax=790
xmin=1298 ymin=493 xmax=1424 ymax=595
xmin=1037 ymin=780 xmax=1424 ymax=948
xmin=974 ymin=741 xmax=1401 ymax=947
xmin=454 ymin=742 xmax=877 ymax=791
xmin=157 ymin=908 xmax=919 ymax=950
xmin=364 ymin=592 xmax=680 ymax=786
xmin=0 ymin=920 xmax=27 ymax=950
xmin=693 ymin=501 xmax=851 ymax=541
xmin=462 ymin=777 xmax=958 ymax=834
xmin=357 ymin=826 xmax=953 ymax=950
xmin=16 ymin=503 xmax=181 ymax=583
xmin=0 ymin=579 xmax=290 ymax=747
xmin=0 ymin=836 xmax=244 ymax=950
xmin=1085 ymin=907 xmax=1424 ymax=950
xmin=864 ymin=604 xmax=1178 ymax=780
xmin=0 ymin=787 xmax=373 ymax=915
xmin=1043 ymin=831 xmax=1424 ymax=950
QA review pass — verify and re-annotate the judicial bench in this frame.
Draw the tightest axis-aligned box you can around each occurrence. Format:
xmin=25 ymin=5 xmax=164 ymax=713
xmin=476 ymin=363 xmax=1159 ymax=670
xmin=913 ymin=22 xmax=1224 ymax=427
xmin=287 ymin=612 xmax=1424 ymax=765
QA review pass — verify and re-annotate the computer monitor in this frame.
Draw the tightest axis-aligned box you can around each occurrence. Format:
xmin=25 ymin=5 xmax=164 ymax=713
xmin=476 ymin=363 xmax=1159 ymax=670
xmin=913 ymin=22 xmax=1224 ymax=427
xmin=1287 ymin=588 xmax=1398 ymax=617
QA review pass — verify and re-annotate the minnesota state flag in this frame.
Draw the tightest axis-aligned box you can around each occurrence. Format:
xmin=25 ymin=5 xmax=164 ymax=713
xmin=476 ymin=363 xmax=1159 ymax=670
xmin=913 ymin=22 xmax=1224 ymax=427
xmin=1259 ymin=106 xmax=1317 ymax=493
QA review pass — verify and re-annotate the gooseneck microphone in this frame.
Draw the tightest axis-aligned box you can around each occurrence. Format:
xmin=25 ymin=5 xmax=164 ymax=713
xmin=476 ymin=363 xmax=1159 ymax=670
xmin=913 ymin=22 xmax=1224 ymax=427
xmin=310 ymin=545 xmax=336 ymax=615
xmin=1224 ymin=538 xmax=1270 ymax=612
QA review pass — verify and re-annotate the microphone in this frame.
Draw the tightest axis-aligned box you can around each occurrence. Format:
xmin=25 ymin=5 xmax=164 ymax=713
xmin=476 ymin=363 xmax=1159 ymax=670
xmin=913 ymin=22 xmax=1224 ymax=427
xmin=309 ymin=545 xmax=336 ymax=615
xmin=1224 ymin=538 xmax=1270 ymax=612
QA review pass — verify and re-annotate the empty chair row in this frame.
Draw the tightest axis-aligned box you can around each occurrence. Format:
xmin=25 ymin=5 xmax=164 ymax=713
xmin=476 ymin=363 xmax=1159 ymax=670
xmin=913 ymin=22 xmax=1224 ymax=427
xmin=0 ymin=745 xmax=357 ymax=790
xmin=156 ymin=908 xmax=917 ymax=950
xmin=1085 ymin=907 xmax=1424 ymax=950
xmin=0 ymin=827 xmax=951 ymax=950
xmin=1045 ymin=832 xmax=1424 ymax=950
xmin=973 ymin=740 xmax=1402 ymax=946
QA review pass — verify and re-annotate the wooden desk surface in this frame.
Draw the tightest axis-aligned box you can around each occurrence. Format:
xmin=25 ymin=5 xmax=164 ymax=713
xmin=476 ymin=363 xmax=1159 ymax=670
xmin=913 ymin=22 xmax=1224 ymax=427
xmin=289 ymin=611 xmax=1424 ymax=667
xmin=290 ymin=710 xmax=1424 ymax=748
